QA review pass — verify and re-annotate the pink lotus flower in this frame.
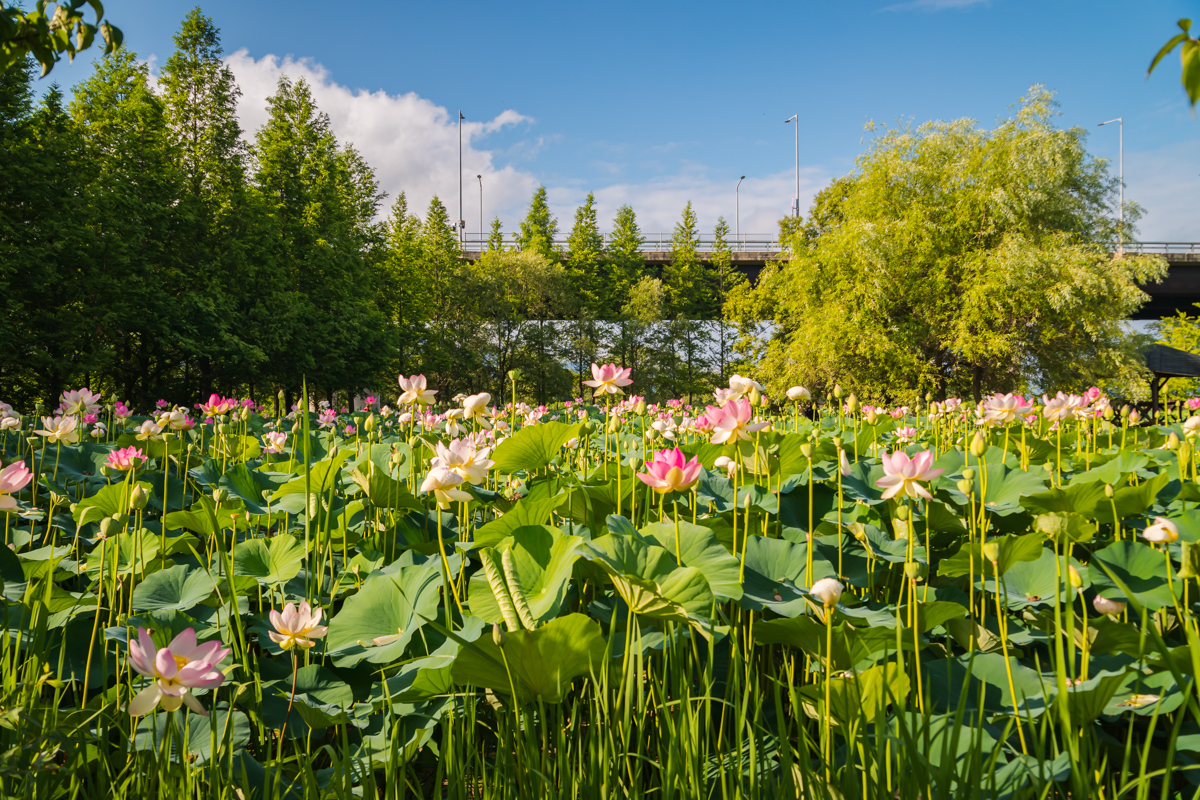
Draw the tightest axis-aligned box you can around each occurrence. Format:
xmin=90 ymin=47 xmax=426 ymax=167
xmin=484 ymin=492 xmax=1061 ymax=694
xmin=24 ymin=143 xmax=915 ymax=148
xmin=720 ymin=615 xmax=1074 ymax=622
xmin=1188 ymin=398 xmax=1200 ymax=411
xmin=420 ymin=466 xmax=473 ymax=509
xmin=980 ymin=393 xmax=1034 ymax=426
xmin=199 ymin=393 xmax=237 ymax=416
xmin=268 ymin=601 xmax=328 ymax=650
xmin=582 ymin=363 xmax=633 ymax=396
xmin=637 ymin=448 xmax=703 ymax=494
xmin=155 ymin=399 xmax=169 ymax=409
xmin=61 ymin=388 xmax=102 ymax=416
xmin=707 ymin=398 xmax=769 ymax=444
xmin=126 ymin=628 xmax=228 ymax=716
xmin=106 ymin=446 xmax=145 ymax=471
xmin=318 ymin=409 xmax=337 ymax=428
xmin=0 ymin=461 xmax=32 ymax=510
xmin=875 ymin=449 xmax=943 ymax=501
xmin=894 ymin=426 xmax=917 ymax=444
xmin=263 ymin=431 xmax=287 ymax=454
xmin=113 ymin=401 xmax=132 ymax=419
xmin=398 ymin=374 xmax=437 ymax=406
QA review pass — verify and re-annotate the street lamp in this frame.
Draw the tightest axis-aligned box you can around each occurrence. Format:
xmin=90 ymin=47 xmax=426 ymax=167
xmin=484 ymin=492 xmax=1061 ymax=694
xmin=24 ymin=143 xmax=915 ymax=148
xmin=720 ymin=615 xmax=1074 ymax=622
xmin=736 ymin=175 xmax=745 ymax=251
xmin=458 ymin=111 xmax=465 ymax=247
xmin=1098 ymin=117 xmax=1124 ymax=250
xmin=477 ymin=174 xmax=483 ymax=249
xmin=784 ymin=114 xmax=798 ymax=217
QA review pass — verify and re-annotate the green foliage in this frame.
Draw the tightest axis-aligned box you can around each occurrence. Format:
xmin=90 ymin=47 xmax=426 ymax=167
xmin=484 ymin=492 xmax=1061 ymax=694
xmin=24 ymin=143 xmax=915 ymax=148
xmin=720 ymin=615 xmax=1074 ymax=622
xmin=0 ymin=0 xmax=122 ymax=76
xmin=1148 ymin=18 xmax=1200 ymax=107
xmin=734 ymin=87 xmax=1168 ymax=404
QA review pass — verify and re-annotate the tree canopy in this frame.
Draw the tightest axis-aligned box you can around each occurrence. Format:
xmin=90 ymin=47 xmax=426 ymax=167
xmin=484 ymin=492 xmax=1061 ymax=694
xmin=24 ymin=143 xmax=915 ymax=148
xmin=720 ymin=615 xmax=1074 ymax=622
xmin=731 ymin=87 xmax=1166 ymax=404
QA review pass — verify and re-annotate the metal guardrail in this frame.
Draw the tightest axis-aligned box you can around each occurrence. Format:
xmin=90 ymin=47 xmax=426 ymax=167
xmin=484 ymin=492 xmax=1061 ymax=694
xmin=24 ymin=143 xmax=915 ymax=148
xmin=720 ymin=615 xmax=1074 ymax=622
xmin=1123 ymin=242 xmax=1200 ymax=256
xmin=458 ymin=233 xmax=786 ymax=254
xmin=460 ymin=237 xmax=1200 ymax=257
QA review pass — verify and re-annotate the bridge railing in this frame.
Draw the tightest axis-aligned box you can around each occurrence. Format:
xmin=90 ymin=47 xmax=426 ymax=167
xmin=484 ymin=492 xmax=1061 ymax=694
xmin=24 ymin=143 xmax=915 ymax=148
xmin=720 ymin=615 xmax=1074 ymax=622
xmin=1123 ymin=242 xmax=1200 ymax=257
xmin=459 ymin=233 xmax=786 ymax=254
xmin=461 ymin=236 xmax=1200 ymax=257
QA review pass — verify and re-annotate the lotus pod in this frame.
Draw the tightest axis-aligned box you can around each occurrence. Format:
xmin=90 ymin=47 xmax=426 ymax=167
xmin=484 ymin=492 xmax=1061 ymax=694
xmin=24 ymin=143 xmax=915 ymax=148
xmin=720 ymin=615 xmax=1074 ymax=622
xmin=481 ymin=550 xmax=521 ymax=632
xmin=502 ymin=548 xmax=537 ymax=631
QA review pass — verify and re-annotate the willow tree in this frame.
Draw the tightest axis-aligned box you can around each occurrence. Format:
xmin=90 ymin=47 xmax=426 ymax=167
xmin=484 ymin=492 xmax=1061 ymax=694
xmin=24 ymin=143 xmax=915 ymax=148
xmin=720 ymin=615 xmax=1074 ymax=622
xmin=733 ymin=87 xmax=1167 ymax=404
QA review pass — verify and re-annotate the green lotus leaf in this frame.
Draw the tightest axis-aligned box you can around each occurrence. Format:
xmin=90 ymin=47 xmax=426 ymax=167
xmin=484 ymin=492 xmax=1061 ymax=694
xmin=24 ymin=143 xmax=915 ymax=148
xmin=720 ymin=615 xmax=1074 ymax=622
xmin=232 ymin=534 xmax=305 ymax=586
xmin=324 ymin=552 xmax=452 ymax=666
xmin=490 ymin=421 xmax=582 ymax=474
xmin=130 ymin=564 xmax=216 ymax=613
xmin=450 ymin=613 xmax=606 ymax=704
xmin=467 ymin=525 xmax=582 ymax=625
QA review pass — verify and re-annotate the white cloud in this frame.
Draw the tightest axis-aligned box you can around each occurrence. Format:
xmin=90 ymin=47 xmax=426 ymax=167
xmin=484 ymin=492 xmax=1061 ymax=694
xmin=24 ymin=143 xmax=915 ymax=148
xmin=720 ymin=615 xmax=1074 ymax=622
xmin=1124 ymin=140 xmax=1200 ymax=242
xmin=225 ymin=49 xmax=539 ymax=236
xmin=223 ymin=50 xmax=829 ymax=243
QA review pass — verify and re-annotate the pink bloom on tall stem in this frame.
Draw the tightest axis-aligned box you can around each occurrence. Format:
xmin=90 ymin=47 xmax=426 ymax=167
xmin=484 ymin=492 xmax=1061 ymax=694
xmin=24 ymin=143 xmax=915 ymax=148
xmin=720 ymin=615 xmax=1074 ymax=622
xmin=106 ymin=446 xmax=145 ymax=471
xmin=398 ymin=374 xmax=437 ymax=406
xmin=126 ymin=628 xmax=228 ymax=716
xmin=263 ymin=431 xmax=287 ymax=454
xmin=61 ymin=388 xmax=102 ymax=416
xmin=582 ymin=363 xmax=633 ymax=396
xmin=875 ymin=450 xmax=943 ymax=501
xmin=199 ymin=394 xmax=237 ymax=416
xmin=637 ymin=448 xmax=703 ymax=494
xmin=0 ymin=461 xmax=33 ymax=510
xmin=707 ymin=398 xmax=769 ymax=444
xmin=268 ymin=602 xmax=328 ymax=650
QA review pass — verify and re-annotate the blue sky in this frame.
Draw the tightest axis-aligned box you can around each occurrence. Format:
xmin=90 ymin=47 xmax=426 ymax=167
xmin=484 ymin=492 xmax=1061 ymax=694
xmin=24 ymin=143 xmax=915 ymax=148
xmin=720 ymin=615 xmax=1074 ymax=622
xmin=55 ymin=0 xmax=1200 ymax=240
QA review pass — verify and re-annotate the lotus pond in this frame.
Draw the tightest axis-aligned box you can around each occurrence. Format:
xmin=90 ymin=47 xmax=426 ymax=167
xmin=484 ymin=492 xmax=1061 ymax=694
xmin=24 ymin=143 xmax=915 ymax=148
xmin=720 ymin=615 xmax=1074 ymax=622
xmin=3 ymin=377 xmax=1200 ymax=799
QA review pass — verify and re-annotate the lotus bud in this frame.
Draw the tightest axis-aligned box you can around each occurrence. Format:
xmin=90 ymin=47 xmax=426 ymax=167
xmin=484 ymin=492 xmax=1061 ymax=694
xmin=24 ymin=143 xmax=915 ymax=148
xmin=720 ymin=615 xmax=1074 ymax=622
xmin=98 ymin=516 xmax=119 ymax=539
xmin=261 ymin=489 xmax=273 ymax=502
xmin=1128 ymin=409 xmax=1141 ymax=425
xmin=962 ymin=468 xmax=975 ymax=481
xmin=634 ymin=398 xmax=646 ymax=415
xmin=217 ymin=422 xmax=229 ymax=435
xmin=607 ymin=416 xmax=622 ymax=433
xmin=1120 ymin=404 xmax=1131 ymax=419
xmin=1180 ymin=440 xmax=1193 ymax=464
xmin=1168 ymin=432 xmax=1181 ymax=451
xmin=308 ymin=493 xmax=320 ymax=518
xmin=584 ymin=420 xmax=599 ymax=435
xmin=982 ymin=541 xmax=1001 ymax=564
xmin=786 ymin=386 xmax=810 ymax=402
xmin=847 ymin=393 xmax=859 ymax=414
xmin=130 ymin=485 xmax=149 ymax=511
xmin=904 ymin=562 xmax=928 ymax=583
xmin=629 ymin=458 xmax=643 ymax=471
xmin=826 ymin=392 xmax=833 ymax=407
xmin=291 ymin=421 xmax=301 ymax=434
xmin=759 ymin=393 xmax=770 ymax=409
xmin=646 ymin=428 xmax=659 ymax=441
xmin=894 ymin=503 xmax=910 ymax=521
xmin=969 ymin=431 xmax=986 ymax=458
xmin=1104 ymin=483 xmax=1115 ymax=498
xmin=492 ymin=622 xmax=506 ymax=647
xmin=1093 ymin=595 xmax=1126 ymax=616
xmin=212 ymin=487 xmax=229 ymax=505
xmin=1067 ymin=565 xmax=1083 ymax=588
xmin=799 ymin=442 xmax=814 ymax=460
xmin=748 ymin=386 xmax=761 ymax=405
xmin=957 ymin=478 xmax=974 ymax=495
xmin=390 ymin=451 xmax=404 ymax=466
xmin=98 ymin=464 xmax=112 ymax=479
xmin=832 ymin=436 xmax=843 ymax=449
xmin=809 ymin=577 xmax=844 ymax=608
xmin=1103 ymin=405 xmax=1114 ymax=421
xmin=240 ymin=407 xmax=250 ymax=422
xmin=865 ymin=409 xmax=879 ymax=425
xmin=364 ymin=413 xmax=376 ymax=433
xmin=833 ymin=385 xmax=843 ymax=400
xmin=924 ymin=392 xmax=933 ymax=403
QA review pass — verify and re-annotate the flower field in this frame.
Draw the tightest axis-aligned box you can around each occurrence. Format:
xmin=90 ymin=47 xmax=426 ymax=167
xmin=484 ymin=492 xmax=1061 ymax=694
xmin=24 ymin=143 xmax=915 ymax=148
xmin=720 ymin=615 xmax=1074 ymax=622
xmin=3 ymin=372 xmax=1200 ymax=799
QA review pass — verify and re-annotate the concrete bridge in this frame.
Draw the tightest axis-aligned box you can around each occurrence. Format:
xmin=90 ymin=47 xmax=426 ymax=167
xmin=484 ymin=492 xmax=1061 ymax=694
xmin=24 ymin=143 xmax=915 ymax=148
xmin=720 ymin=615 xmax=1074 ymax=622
xmin=461 ymin=237 xmax=1200 ymax=321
